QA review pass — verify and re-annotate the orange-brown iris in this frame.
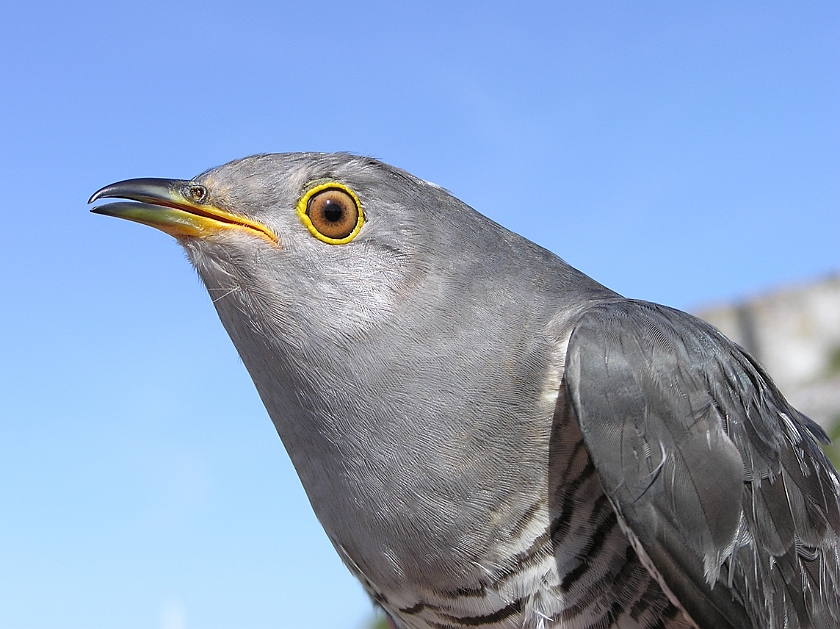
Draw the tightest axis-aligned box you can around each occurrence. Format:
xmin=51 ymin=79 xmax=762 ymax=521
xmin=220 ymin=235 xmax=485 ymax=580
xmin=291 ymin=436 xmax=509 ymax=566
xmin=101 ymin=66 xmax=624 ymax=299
xmin=306 ymin=188 xmax=360 ymax=240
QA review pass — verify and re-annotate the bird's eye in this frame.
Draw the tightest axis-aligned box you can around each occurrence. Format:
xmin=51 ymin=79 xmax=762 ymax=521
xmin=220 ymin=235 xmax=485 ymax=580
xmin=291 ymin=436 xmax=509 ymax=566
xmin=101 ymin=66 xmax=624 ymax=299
xmin=297 ymin=184 xmax=364 ymax=244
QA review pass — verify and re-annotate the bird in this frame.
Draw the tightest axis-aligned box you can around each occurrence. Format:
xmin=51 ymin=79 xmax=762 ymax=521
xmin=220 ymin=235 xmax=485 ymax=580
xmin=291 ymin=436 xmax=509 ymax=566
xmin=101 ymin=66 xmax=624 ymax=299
xmin=90 ymin=153 xmax=840 ymax=629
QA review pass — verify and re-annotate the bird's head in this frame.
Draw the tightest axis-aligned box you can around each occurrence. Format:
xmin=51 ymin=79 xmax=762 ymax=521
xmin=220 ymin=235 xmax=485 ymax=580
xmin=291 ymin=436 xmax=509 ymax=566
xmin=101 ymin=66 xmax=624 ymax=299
xmin=90 ymin=153 xmax=471 ymax=342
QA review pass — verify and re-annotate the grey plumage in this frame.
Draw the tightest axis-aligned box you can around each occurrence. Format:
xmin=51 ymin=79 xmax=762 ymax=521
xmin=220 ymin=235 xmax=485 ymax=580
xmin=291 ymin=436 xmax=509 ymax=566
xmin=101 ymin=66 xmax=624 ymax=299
xmin=90 ymin=153 xmax=840 ymax=629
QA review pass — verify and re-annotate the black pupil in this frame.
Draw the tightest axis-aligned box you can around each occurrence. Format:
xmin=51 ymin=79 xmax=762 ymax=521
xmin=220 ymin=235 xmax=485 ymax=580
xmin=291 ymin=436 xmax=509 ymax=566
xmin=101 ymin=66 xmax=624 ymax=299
xmin=323 ymin=200 xmax=343 ymax=222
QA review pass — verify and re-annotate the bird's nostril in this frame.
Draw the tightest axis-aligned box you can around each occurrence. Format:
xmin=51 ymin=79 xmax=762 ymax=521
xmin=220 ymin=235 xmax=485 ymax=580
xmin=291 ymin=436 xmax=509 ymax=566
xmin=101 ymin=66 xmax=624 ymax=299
xmin=188 ymin=185 xmax=207 ymax=203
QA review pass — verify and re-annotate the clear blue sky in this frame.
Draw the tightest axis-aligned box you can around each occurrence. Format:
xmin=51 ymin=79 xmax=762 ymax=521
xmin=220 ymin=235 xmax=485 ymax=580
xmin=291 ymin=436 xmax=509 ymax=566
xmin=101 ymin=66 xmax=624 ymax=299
xmin=1 ymin=2 xmax=837 ymax=628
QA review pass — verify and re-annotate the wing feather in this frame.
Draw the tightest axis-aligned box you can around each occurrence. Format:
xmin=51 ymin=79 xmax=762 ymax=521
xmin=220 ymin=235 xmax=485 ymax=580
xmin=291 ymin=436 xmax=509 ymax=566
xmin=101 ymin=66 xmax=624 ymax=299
xmin=565 ymin=300 xmax=840 ymax=629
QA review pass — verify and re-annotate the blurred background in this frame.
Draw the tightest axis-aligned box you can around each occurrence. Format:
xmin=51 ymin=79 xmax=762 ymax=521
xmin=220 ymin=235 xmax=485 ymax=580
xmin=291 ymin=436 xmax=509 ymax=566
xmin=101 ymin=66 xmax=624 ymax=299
xmin=0 ymin=2 xmax=837 ymax=628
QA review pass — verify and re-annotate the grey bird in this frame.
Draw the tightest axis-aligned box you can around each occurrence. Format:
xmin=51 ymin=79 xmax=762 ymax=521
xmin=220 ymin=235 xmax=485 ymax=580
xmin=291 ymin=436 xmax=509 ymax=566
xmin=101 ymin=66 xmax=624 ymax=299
xmin=90 ymin=153 xmax=840 ymax=629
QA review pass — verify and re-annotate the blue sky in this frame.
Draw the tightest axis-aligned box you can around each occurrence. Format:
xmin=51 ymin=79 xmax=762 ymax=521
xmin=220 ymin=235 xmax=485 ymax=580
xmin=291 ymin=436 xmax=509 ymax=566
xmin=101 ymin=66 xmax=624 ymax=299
xmin=1 ymin=2 xmax=837 ymax=628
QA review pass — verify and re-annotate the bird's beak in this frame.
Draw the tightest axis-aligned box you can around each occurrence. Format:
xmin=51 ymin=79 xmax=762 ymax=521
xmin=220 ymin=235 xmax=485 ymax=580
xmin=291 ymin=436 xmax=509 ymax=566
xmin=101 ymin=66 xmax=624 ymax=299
xmin=89 ymin=178 xmax=278 ymax=244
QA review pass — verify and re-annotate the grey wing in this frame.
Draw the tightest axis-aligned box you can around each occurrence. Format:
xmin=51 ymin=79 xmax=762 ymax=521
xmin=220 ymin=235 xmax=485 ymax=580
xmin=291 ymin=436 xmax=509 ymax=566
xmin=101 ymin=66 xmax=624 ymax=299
xmin=564 ymin=299 xmax=840 ymax=629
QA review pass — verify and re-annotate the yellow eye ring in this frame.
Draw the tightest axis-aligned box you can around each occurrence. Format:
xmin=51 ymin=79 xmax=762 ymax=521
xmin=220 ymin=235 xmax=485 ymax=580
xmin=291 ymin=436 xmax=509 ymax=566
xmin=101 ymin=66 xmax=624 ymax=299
xmin=296 ymin=182 xmax=364 ymax=244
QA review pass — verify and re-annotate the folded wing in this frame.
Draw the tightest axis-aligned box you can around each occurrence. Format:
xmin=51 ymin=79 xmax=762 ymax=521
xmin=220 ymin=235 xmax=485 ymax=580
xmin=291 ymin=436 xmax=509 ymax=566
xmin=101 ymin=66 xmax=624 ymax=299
xmin=565 ymin=300 xmax=840 ymax=629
